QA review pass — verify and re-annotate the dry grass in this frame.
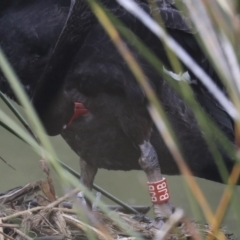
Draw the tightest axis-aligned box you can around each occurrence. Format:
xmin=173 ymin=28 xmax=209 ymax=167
xmin=0 ymin=178 xmax=237 ymax=240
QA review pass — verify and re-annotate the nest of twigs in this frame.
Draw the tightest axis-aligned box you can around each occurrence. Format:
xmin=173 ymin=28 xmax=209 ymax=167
xmin=0 ymin=176 xmax=237 ymax=240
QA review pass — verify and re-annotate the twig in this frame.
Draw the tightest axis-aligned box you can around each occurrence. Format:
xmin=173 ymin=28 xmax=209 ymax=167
xmin=52 ymin=211 xmax=71 ymax=238
xmin=0 ymin=181 xmax=41 ymax=204
xmin=46 ymin=188 xmax=80 ymax=209
xmin=116 ymin=238 xmax=135 ymax=240
xmin=0 ymin=223 xmax=20 ymax=228
xmin=0 ymin=155 xmax=16 ymax=170
xmin=1 ymin=188 xmax=80 ymax=221
xmin=34 ymin=236 xmax=66 ymax=240
xmin=0 ymin=219 xmax=4 ymax=240
xmin=154 ymin=208 xmax=184 ymax=240
xmin=0 ymin=206 xmax=78 ymax=222
xmin=0 ymin=231 xmax=14 ymax=240
xmin=63 ymin=214 xmax=109 ymax=240
xmin=53 ymin=207 xmax=77 ymax=214
xmin=1 ymin=207 xmax=43 ymax=222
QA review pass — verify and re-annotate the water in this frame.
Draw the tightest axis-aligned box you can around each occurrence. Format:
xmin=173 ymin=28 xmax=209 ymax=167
xmin=0 ymin=99 xmax=240 ymax=236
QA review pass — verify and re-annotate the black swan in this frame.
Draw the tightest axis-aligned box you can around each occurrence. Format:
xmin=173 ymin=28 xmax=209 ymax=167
xmin=0 ymin=0 xmax=236 ymax=225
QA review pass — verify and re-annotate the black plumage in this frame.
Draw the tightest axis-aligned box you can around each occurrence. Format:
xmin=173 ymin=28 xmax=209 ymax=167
xmin=0 ymin=0 xmax=237 ymax=220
